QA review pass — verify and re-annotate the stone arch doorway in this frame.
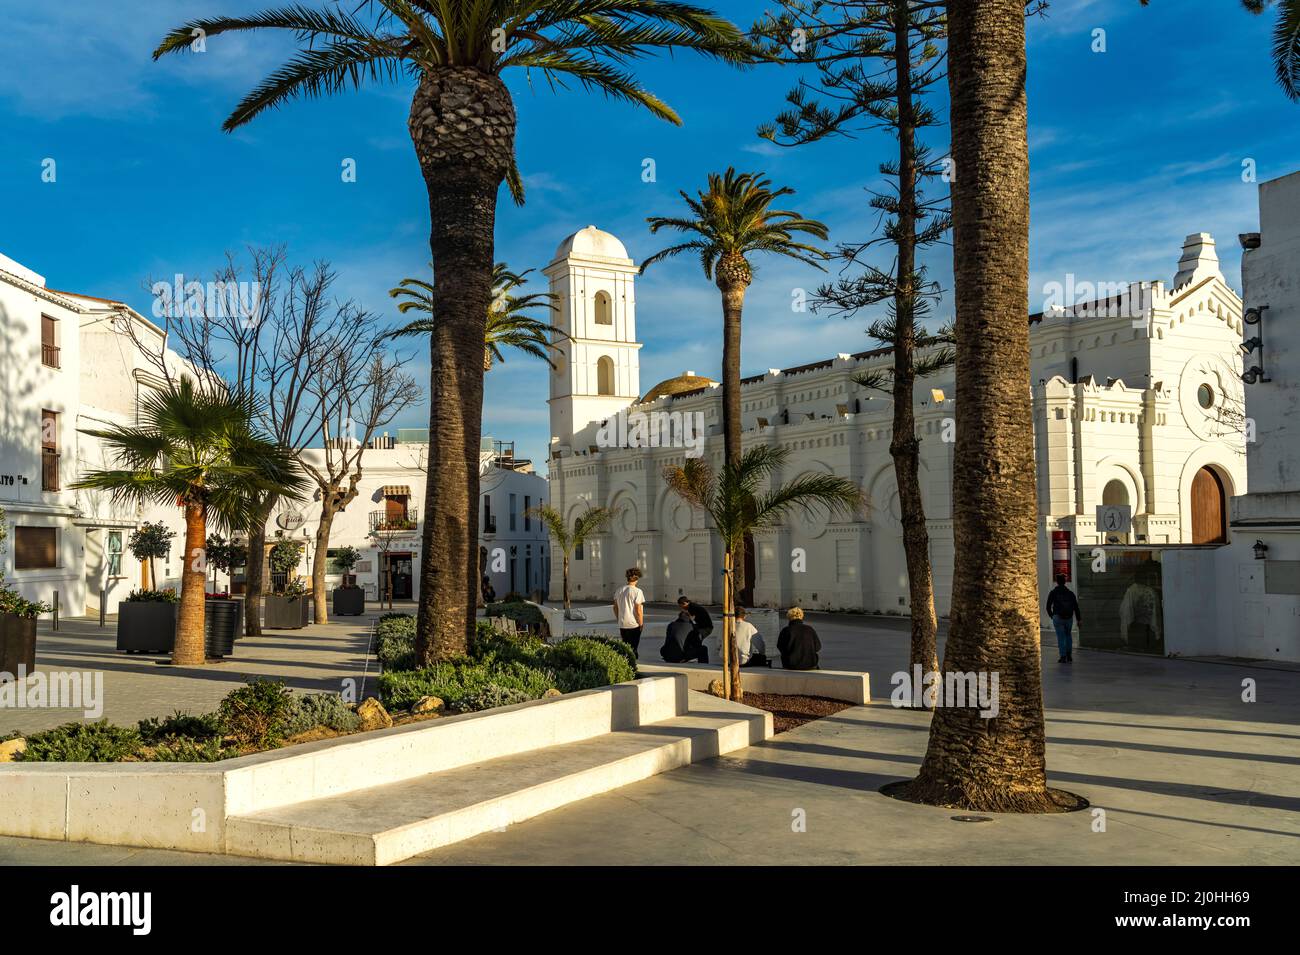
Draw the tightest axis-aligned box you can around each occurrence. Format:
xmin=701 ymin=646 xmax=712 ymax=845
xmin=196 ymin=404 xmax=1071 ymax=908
xmin=1190 ymin=466 xmax=1227 ymax=544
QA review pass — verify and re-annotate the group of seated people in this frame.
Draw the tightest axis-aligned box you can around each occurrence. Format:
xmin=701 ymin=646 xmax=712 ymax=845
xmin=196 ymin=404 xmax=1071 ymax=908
xmin=661 ymin=598 xmax=821 ymax=671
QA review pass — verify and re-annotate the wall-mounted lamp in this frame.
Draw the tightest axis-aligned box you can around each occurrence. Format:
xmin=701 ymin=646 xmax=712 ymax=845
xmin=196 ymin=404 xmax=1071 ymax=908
xmin=1241 ymin=306 xmax=1271 ymax=385
xmin=1253 ymin=539 xmax=1269 ymax=560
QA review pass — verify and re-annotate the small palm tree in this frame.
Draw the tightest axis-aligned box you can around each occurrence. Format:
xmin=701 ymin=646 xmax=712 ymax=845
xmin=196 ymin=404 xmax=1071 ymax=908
xmin=642 ymin=169 xmax=829 ymax=473
xmin=663 ymin=446 xmax=862 ymax=701
xmin=388 ymin=263 xmax=564 ymax=371
xmin=73 ymin=380 xmax=307 ymax=666
xmin=527 ymin=503 xmax=617 ymax=613
xmin=153 ymin=0 xmax=754 ymax=669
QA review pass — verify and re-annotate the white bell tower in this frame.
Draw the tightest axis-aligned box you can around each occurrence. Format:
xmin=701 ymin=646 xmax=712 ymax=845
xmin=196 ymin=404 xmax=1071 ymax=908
xmin=545 ymin=225 xmax=642 ymax=455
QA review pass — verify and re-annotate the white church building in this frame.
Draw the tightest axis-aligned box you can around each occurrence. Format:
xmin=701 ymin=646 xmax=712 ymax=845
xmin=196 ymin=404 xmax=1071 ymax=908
xmin=544 ymin=225 xmax=1249 ymax=622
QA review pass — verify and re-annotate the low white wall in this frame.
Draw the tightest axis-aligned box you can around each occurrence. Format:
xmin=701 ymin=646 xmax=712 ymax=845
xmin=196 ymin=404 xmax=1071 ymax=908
xmin=0 ymin=675 xmax=687 ymax=854
xmin=638 ymin=663 xmax=870 ymax=704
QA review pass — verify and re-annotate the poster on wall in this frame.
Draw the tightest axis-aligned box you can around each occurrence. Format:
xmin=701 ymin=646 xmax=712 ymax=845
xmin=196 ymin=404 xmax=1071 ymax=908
xmin=1074 ymin=548 xmax=1165 ymax=655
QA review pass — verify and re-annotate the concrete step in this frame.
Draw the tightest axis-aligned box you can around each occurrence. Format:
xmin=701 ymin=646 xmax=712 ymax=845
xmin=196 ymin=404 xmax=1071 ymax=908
xmin=226 ymin=694 xmax=769 ymax=865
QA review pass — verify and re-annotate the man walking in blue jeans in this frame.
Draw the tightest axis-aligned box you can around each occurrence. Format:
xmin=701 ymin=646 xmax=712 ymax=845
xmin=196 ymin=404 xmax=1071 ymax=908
xmin=1045 ymin=574 xmax=1082 ymax=663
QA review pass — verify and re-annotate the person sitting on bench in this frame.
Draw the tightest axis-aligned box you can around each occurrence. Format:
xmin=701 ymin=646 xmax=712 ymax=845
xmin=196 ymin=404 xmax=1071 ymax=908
xmin=777 ymin=606 xmax=821 ymax=670
xmin=661 ymin=609 xmax=708 ymax=663
xmin=734 ymin=606 xmax=768 ymax=667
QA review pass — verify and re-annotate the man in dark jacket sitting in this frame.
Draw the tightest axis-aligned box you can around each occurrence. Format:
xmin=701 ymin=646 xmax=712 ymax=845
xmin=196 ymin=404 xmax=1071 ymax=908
xmin=776 ymin=606 xmax=821 ymax=670
xmin=661 ymin=610 xmax=708 ymax=663
xmin=676 ymin=596 xmax=713 ymax=648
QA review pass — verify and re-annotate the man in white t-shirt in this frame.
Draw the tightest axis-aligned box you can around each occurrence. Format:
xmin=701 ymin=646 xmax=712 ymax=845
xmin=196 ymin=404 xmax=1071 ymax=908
xmin=612 ymin=567 xmax=646 ymax=655
xmin=734 ymin=606 xmax=766 ymax=666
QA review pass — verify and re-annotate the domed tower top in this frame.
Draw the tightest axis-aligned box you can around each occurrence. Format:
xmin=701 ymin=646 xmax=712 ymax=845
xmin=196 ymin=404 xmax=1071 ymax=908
xmin=552 ymin=225 xmax=631 ymax=264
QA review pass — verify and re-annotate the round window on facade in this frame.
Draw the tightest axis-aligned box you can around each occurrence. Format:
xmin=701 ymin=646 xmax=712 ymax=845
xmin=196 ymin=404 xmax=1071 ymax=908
xmin=1197 ymin=383 xmax=1215 ymax=409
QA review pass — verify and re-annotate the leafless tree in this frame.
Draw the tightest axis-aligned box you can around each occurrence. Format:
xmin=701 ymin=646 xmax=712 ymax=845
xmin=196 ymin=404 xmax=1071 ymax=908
xmin=126 ymin=248 xmax=372 ymax=635
xmin=299 ymin=351 xmax=420 ymax=623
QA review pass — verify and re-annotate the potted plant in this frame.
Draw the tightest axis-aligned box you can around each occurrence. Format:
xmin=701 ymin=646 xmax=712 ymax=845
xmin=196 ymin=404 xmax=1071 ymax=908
xmin=116 ymin=588 xmax=180 ymax=654
xmin=331 ymin=545 xmax=365 ymax=616
xmin=127 ymin=522 xmax=176 ymax=591
xmin=265 ymin=538 xmax=310 ymax=630
xmin=204 ymin=534 xmax=246 ymax=649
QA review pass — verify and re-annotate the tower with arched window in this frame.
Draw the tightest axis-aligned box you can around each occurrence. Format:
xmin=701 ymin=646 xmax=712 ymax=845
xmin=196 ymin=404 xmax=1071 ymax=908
xmin=544 ymin=225 xmax=642 ymax=454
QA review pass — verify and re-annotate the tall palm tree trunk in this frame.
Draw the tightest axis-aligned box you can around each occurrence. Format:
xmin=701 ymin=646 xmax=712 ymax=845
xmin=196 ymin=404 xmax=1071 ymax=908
xmin=906 ymin=0 xmax=1051 ymax=811
xmin=174 ymin=503 xmax=207 ymax=666
xmin=562 ymin=554 xmax=571 ymax=611
xmin=410 ymin=69 xmax=515 ymax=666
xmin=891 ymin=2 xmax=940 ymax=683
xmin=717 ymin=259 xmax=749 ymax=641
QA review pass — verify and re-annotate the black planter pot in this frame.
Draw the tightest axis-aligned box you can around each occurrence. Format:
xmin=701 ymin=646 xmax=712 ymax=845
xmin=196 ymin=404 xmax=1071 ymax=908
xmin=117 ymin=602 xmax=178 ymax=653
xmin=204 ymin=599 xmax=241 ymax=657
xmin=332 ymin=587 xmax=365 ymax=616
xmin=265 ymin=594 xmax=310 ymax=630
xmin=0 ymin=613 xmax=37 ymax=680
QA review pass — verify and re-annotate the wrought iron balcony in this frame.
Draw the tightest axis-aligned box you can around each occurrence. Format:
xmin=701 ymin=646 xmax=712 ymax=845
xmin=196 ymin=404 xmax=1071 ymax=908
xmin=41 ymin=343 xmax=60 ymax=368
xmin=370 ymin=508 xmax=419 ymax=533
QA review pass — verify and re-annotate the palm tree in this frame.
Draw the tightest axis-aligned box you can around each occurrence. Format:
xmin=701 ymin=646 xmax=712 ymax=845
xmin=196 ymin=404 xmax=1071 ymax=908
xmin=897 ymin=0 xmax=1062 ymax=813
xmin=388 ymin=263 xmax=564 ymax=371
xmin=527 ymin=503 xmax=616 ymax=613
xmin=73 ymin=380 xmax=307 ymax=666
xmin=153 ymin=1 xmax=753 ymax=668
xmin=642 ymin=169 xmax=829 ymax=474
xmin=663 ymin=446 xmax=861 ymax=702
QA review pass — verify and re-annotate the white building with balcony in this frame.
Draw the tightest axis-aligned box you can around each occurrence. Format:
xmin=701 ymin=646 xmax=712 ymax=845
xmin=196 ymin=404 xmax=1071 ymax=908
xmin=275 ymin=435 xmax=549 ymax=603
xmin=0 ymin=251 xmax=190 ymax=616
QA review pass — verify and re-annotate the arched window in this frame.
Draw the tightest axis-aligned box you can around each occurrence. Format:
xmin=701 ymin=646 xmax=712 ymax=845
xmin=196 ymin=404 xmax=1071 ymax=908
xmin=574 ymin=519 xmax=584 ymax=561
xmin=593 ymin=290 xmax=612 ymax=325
xmin=596 ymin=356 xmax=614 ymax=396
xmin=1102 ymin=479 xmax=1129 ymax=507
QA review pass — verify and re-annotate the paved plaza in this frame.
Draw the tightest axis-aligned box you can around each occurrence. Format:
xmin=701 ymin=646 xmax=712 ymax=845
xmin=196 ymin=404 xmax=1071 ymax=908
xmin=2 ymin=603 xmax=1297 ymax=865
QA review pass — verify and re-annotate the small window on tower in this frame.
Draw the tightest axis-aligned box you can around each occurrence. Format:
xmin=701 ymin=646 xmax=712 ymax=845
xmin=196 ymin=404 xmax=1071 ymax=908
xmin=597 ymin=356 xmax=614 ymax=396
xmin=594 ymin=291 xmax=612 ymax=325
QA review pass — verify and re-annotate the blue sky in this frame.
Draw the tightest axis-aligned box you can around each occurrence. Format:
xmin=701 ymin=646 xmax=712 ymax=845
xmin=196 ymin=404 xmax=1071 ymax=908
xmin=1 ymin=0 xmax=1296 ymax=473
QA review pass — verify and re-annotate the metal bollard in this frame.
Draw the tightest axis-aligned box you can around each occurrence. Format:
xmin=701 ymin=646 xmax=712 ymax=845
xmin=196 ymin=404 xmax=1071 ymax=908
xmin=52 ymin=590 xmax=59 ymax=631
xmin=99 ymin=589 xmax=106 ymax=628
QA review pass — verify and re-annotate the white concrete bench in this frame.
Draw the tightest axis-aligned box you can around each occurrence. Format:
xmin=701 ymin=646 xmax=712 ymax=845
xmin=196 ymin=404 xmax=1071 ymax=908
xmin=638 ymin=662 xmax=870 ymax=704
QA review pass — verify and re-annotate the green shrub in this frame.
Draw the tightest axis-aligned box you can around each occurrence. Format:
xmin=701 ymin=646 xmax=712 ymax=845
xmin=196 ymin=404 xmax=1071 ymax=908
xmin=484 ymin=600 xmax=544 ymax=629
xmin=18 ymin=721 xmax=142 ymax=762
xmin=457 ymin=683 xmax=534 ymax=712
xmin=284 ymin=692 xmax=362 ymax=737
xmin=138 ymin=710 xmax=221 ymax=743
xmin=379 ymin=658 xmax=556 ymax=711
xmin=567 ymin=633 xmax=639 ymax=672
xmin=552 ymin=637 xmax=637 ymax=686
xmin=125 ymin=588 xmax=179 ymax=603
xmin=217 ymin=679 xmax=297 ymax=750
xmin=376 ymin=614 xmax=417 ymax=670
xmin=144 ymin=736 xmax=228 ymax=762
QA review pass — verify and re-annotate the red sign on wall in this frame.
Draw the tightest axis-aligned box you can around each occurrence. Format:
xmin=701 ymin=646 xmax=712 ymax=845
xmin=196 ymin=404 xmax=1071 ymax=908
xmin=1051 ymin=530 xmax=1072 ymax=581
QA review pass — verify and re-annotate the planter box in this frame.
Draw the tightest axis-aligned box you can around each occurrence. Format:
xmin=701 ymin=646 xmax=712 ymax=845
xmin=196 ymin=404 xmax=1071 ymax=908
xmin=116 ymin=602 xmax=178 ymax=654
xmin=204 ymin=599 xmax=241 ymax=658
xmin=331 ymin=588 xmax=365 ymax=616
xmin=0 ymin=614 xmax=37 ymax=680
xmin=265 ymin=595 xmax=310 ymax=630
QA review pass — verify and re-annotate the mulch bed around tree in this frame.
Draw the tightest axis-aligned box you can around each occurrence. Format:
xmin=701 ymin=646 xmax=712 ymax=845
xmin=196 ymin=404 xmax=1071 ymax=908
xmin=741 ymin=692 xmax=855 ymax=734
